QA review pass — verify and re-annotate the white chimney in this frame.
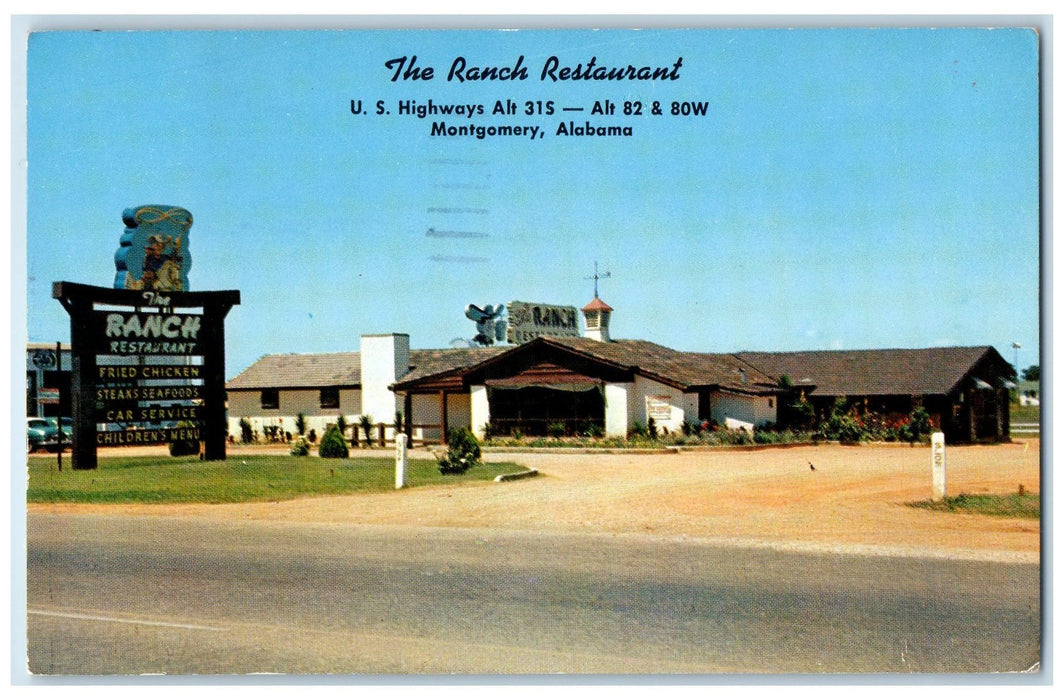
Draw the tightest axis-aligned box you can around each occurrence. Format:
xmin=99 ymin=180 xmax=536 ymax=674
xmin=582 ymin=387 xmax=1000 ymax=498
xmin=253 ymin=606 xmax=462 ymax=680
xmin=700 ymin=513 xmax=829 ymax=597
xmin=359 ymin=333 xmax=410 ymax=421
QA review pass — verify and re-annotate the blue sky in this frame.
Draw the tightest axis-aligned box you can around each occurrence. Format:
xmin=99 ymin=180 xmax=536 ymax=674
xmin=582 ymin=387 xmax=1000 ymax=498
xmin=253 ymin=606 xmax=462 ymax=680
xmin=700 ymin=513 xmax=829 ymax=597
xmin=21 ymin=27 xmax=1041 ymax=378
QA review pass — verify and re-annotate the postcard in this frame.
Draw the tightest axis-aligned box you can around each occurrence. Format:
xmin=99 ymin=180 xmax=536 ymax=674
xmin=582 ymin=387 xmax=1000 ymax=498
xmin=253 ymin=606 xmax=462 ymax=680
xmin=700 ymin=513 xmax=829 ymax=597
xmin=19 ymin=19 xmax=1043 ymax=680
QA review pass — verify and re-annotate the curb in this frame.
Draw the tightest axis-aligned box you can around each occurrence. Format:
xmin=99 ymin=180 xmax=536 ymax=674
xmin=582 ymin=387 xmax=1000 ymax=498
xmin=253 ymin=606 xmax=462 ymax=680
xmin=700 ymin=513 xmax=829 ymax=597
xmin=494 ymin=468 xmax=540 ymax=482
xmin=483 ymin=446 xmax=678 ymax=455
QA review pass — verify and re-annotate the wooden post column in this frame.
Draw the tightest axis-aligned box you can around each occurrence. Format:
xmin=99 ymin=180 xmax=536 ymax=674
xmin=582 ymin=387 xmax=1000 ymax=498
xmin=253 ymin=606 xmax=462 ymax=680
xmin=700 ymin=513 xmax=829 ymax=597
xmin=439 ymin=390 xmax=449 ymax=444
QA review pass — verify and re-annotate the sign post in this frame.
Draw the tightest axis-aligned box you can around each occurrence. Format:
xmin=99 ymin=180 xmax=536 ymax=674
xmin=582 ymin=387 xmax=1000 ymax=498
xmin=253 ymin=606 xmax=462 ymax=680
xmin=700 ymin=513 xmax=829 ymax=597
xmin=395 ymin=433 xmax=408 ymax=489
xmin=931 ymin=431 xmax=946 ymax=501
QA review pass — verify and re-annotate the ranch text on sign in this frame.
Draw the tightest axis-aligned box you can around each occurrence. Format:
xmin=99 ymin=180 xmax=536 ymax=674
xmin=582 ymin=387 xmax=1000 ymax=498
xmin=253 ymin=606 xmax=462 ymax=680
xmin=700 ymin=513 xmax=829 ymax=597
xmin=94 ymin=310 xmax=204 ymax=356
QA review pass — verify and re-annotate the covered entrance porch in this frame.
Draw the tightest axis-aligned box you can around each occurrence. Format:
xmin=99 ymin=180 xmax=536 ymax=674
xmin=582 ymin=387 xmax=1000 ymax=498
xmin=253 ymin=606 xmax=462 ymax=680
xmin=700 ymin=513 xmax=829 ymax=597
xmin=484 ymin=381 xmax=606 ymax=437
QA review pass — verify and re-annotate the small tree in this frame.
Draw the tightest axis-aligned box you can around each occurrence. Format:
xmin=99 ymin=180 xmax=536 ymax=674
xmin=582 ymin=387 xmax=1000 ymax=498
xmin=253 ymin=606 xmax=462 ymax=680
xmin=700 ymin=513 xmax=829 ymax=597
xmin=437 ymin=427 xmax=481 ymax=474
xmin=360 ymin=414 xmax=374 ymax=445
xmin=295 ymin=412 xmax=307 ymax=436
xmin=789 ymin=396 xmax=816 ymax=432
xmin=394 ymin=410 xmax=405 ymax=436
xmin=239 ymin=417 xmax=254 ymax=444
xmin=904 ymin=405 xmax=933 ymax=444
xmin=290 ymin=435 xmax=311 ymax=456
xmin=336 ymin=415 xmax=348 ymax=439
xmin=318 ymin=425 xmax=349 ymax=458
xmin=819 ymin=399 xmax=865 ymax=444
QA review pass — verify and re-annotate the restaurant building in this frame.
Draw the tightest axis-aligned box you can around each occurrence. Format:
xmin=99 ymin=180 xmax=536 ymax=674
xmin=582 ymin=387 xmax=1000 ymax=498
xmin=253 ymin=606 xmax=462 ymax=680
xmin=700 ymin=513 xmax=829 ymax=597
xmin=225 ymin=296 xmax=1015 ymax=444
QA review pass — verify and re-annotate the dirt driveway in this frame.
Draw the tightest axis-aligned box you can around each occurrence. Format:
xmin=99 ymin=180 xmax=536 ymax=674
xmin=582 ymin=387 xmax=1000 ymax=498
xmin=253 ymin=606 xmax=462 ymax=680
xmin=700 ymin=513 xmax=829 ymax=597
xmin=43 ymin=439 xmax=1041 ymax=563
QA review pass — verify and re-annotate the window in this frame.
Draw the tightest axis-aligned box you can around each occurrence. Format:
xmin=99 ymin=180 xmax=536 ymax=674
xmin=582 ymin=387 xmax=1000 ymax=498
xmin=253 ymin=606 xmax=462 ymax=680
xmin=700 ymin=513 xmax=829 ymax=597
xmin=260 ymin=389 xmax=279 ymax=410
xmin=320 ymin=388 xmax=339 ymax=409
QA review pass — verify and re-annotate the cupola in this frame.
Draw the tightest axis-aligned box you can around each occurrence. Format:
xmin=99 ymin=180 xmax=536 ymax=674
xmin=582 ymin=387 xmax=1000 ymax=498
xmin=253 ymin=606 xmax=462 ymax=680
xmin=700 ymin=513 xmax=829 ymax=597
xmin=582 ymin=296 xmax=613 ymax=342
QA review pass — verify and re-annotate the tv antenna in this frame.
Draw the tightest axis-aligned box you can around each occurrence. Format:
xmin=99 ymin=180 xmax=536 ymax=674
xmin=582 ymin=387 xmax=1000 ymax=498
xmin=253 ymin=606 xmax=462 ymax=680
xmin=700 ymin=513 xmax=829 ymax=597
xmin=586 ymin=261 xmax=611 ymax=299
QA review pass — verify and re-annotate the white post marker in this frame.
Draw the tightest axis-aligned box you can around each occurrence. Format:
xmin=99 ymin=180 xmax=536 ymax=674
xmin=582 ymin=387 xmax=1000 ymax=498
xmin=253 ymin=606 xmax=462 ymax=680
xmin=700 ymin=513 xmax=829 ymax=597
xmin=931 ymin=431 xmax=946 ymax=501
xmin=395 ymin=433 xmax=408 ymax=489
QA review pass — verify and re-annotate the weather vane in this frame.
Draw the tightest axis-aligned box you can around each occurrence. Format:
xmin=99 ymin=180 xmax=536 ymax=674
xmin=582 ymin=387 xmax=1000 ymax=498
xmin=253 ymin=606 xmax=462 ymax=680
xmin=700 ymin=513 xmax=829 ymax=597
xmin=586 ymin=261 xmax=611 ymax=299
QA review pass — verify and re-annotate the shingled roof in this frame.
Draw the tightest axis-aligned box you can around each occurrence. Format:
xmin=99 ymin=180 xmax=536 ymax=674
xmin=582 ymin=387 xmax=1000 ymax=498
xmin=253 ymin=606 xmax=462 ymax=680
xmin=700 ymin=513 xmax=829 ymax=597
xmin=736 ymin=346 xmax=1006 ymax=397
xmin=228 ymin=341 xmax=1008 ymax=400
xmin=227 ymin=347 xmax=506 ymax=390
xmin=392 ymin=336 xmax=778 ymax=394
xmin=544 ymin=337 xmax=778 ymax=393
xmin=397 ymin=346 xmax=507 ymax=384
xmin=227 ymin=352 xmax=362 ymax=390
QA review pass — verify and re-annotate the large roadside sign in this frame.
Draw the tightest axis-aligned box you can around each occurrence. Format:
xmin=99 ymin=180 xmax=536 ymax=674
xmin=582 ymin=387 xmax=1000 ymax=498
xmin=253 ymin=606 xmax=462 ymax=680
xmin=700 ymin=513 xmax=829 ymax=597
xmin=54 ymin=281 xmax=239 ymax=469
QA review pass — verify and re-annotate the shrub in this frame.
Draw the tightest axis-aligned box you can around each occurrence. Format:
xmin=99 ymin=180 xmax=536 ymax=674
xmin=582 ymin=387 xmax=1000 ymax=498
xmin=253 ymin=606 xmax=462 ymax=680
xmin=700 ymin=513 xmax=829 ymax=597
xmin=647 ymin=417 xmax=658 ymax=440
xmin=629 ymin=421 xmax=648 ymax=439
xmin=336 ymin=415 xmax=348 ymax=439
xmin=394 ymin=410 xmax=405 ymax=436
xmin=317 ymin=426 xmax=349 ymax=458
xmin=818 ymin=399 xmax=867 ymax=444
xmin=908 ymin=406 xmax=933 ymax=442
xmin=239 ymin=417 xmax=254 ymax=444
xmin=582 ymin=422 xmax=604 ymax=439
xmin=360 ymin=414 xmax=374 ymax=445
xmin=308 ymin=428 xmax=317 ymax=444
xmin=290 ymin=435 xmax=311 ymax=456
xmin=169 ymin=421 xmax=200 ymax=457
xmin=548 ymin=422 xmax=566 ymax=438
xmin=296 ymin=413 xmax=307 ymax=436
xmin=438 ymin=427 xmax=481 ymax=474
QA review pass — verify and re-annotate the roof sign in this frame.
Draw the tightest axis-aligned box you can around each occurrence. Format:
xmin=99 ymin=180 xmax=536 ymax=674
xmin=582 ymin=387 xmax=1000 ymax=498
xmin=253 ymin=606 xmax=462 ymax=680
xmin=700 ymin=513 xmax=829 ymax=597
xmin=507 ymin=301 xmax=580 ymax=344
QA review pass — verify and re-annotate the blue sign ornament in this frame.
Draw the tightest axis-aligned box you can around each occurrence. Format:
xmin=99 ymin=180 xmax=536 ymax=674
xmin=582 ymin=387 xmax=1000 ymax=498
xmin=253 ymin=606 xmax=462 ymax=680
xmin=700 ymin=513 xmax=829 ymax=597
xmin=114 ymin=205 xmax=192 ymax=291
xmin=465 ymin=303 xmax=507 ymax=346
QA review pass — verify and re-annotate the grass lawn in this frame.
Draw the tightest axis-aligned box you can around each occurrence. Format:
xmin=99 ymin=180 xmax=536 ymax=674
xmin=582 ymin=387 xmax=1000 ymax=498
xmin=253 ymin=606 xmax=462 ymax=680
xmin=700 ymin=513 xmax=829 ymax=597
xmin=27 ymin=454 xmax=527 ymax=504
xmin=1010 ymin=403 xmax=1041 ymax=424
xmin=908 ymin=492 xmax=1040 ymax=519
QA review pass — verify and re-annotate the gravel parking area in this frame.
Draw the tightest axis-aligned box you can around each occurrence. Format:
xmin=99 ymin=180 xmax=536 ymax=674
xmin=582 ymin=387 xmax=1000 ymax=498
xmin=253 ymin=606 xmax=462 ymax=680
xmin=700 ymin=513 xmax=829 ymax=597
xmin=36 ymin=439 xmax=1041 ymax=562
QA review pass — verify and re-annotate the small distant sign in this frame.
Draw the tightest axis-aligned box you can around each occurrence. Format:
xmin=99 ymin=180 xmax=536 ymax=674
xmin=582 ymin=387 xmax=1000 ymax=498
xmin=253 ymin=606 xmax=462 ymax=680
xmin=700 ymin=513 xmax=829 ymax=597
xmin=507 ymin=301 xmax=580 ymax=344
xmin=31 ymin=349 xmax=57 ymax=369
xmin=38 ymin=388 xmax=61 ymax=405
xmin=646 ymin=396 xmax=673 ymax=422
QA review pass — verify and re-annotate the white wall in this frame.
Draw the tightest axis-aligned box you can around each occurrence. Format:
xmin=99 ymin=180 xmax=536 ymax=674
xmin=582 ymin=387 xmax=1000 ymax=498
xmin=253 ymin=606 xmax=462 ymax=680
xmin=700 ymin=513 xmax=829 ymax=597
xmin=227 ymin=388 xmax=360 ymax=440
xmin=449 ymin=393 xmax=471 ymax=432
xmin=709 ymin=391 xmax=777 ymax=432
xmin=631 ymin=375 xmax=691 ymax=434
xmin=470 ymin=385 xmax=490 ymax=439
xmin=604 ymin=382 xmax=631 ymax=437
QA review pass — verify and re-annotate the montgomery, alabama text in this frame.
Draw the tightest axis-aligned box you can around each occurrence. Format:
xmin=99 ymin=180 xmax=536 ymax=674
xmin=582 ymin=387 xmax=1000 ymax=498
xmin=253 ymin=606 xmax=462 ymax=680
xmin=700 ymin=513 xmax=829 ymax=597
xmin=430 ymin=121 xmax=633 ymax=140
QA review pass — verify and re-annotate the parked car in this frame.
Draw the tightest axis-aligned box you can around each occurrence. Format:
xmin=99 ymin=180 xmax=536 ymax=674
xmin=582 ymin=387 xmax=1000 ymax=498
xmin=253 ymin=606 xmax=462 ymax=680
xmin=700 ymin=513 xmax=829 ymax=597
xmin=27 ymin=417 xmax=58 ymax=452
xmin=50 ymin=417 xmax=73 ymax=443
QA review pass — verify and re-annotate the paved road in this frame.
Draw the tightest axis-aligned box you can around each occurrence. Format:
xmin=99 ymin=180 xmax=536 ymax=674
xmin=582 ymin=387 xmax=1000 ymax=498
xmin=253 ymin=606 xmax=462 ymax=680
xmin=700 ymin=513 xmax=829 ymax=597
xmin=26 ymin=513 xmax=1041 ymax=676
